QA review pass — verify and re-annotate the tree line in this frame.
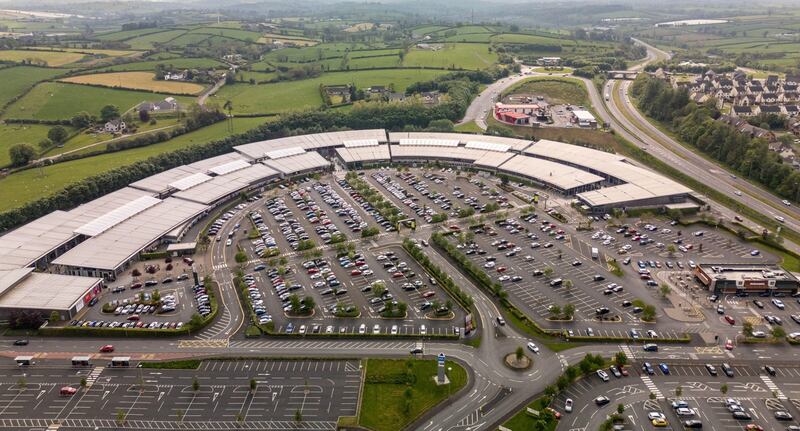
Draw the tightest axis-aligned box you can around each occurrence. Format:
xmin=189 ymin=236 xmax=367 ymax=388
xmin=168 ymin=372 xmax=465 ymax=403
xmin=0 ymin=71 xmax=484 ymax=232
xmin=631 ymin=75 xmax=800 ymax=202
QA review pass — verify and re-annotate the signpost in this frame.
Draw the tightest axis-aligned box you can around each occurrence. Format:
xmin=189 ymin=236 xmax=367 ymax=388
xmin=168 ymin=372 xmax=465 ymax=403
xmin=436 ymin=353 xmax=448 ymax=385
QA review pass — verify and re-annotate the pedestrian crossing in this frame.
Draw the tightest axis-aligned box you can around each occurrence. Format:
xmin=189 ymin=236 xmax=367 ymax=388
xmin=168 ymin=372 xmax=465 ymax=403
xmin=640 ymin=375 xmax=664 ymax=400
xmin=760 ymin=375 xmax=787 ymax=400
xmin=229 ymin=339 xmax=414 ymax=350
xmin=84 ymin=366 xmax=104 ymax=388
xmin=212 ymin=263 xmax=227 ymax=271
xmin=620 ymin=345 xmax=634 ymax=360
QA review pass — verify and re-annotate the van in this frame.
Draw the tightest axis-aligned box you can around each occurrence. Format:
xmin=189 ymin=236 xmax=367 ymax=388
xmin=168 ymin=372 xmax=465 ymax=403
xmin=643 ymin=343 xmax=658 ymax=352
xmin=591 ymin=247 xmax=599 ymax=259
xmin=550 ymin=278 xmax=563 ymax=287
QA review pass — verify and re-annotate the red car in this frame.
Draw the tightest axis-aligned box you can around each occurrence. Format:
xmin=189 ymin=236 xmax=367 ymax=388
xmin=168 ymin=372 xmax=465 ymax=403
xmin=620 ymin=367 xmax=629 ymax=376
xmin=307 ymin=268 xmax=319 ymax=274
xmin=724 ymin=315 xmax=735 ymax=325
xmin=392 ymin=272 xmax=404 ymax=278
xmin=725 ymin=339 xmax=734 ymax=350
xmin=130 ymin=282 xmax=143 ymax=290
xmin=745 ymin=425 xmax=764 ymax=431
xmin=544 ymin=407 xmax=561 ymax=420
xmin=496 ymin=266 xmax=507 ymax=273
xmin=60 ymin=386 xmax=77 ymax=396
xmin=350 ymin=269 xmax=362 ymax=276
xmin=99 ymin=345 xmax=114 ymax=353
xmin=422 ymin=291 xmax=436 ymax=298
xmin=127 ymin=314 xmax=140 ymax=321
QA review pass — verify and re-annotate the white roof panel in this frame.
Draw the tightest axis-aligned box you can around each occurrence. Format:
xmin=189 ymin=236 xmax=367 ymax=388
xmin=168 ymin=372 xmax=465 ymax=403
xmin=343 ymin=139 xmax=379 ymax=148
xmin=399 ymin=138 xmax=459 ymax=147
xmin=465 ymin=141 xmax=511 ymax=153
xmin=498 ymin=155 xmax=604 ymax=191
xmin=130 ymin=166 xmax=199 ymax=194
xmin=336 ymin=145 xmax=391 ymax=163
xmin=234 ymin=130 xmax=386 ymax=159
xmin=74 ymin=196 xmax=161 ymax=237
xmin=263 ymin=152 xmax=330 ymax=175
xmin=173 ymin=164 xmax=279 ymax=205
xmin=265 ymin=146 xmax=305 ymax=160
xmin=389 ymin=132 xmax=533 ymax=151
xmin=208 ymin=159 xmax=251 ymax=176
xmin=0 ymin=272 xmax=101 ymax=311
xmin=169 ymin=173 xmax=212 ymax=191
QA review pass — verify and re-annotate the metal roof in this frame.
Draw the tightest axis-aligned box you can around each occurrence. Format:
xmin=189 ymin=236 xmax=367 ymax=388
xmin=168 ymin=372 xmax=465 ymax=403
xmin=465 ymin=141 xmax=511 ymax=153
xmin=0 ymin=272 xmax=101 ymax=311
xmin=498 ymin=155 xmax=604 ymax=191
xmin=173 ymin=164 xmax=279 ymax=205
xmin=342 ymin=139 xmax=380 ymax=148
xmin=130 ymin=166 xmax=199 ymax=194
xmin=208 ymin=159 xmax=251 ymax=176
xmin=263 ymin=152 xmax=330 ymax=175
xmin=234 ymin=129 xmax=386 ymax=159
xmin=265 ymin=146 xmax=305 ymax=160
xmin=168 ymin=173 xmax=212 ymax=191
xmin=0 ymin=267 xmax=34 ymax=299
xmin=399 ymin=138 xmax=459 ymax=147
xmin=388 ymin=132 xmax=532 ymax=151
xmin=52 ymin=198 xmax=208 ymax=271
xmin=74 ymin=196 xmax=161 ymax=237
xmin=336 ymin=145 xmax=391 ymax=164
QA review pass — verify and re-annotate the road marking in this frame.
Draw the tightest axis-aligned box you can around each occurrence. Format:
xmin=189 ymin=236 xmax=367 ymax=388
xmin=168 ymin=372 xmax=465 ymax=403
xmin=640 ymin=375 xmax=663 ymax=400
xmin=178 ymin=339 xmax=230 ymax=349
xmin=760 ymin=375 xmax=787 ymax=400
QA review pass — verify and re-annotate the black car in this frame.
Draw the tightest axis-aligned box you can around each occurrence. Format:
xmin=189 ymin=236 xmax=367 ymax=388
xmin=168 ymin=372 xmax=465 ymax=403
xmin=765 ymin=365 xmax=777 ymax=376
xmin=13 ymin=339 xmax=28 ymax=346
xmin=775 ymin=410 xmax=793 ymax=421
xmin=705 ymin=364 xmax=717 ymax=376
xmin=731 ymin=410 xmax=751 ymax=420
xmin=683 ymin=420 xmax=703 ymax=429
xmin=594 ymin=396 xmax=610 ymax=406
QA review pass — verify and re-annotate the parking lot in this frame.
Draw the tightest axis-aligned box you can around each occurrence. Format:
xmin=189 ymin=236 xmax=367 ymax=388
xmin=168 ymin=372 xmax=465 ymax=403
xmin=0 ymin=358 xmax=361 ymax=428
xmin=552 ymin=360 xmax=800 ymax=431
xmin=235 ymin=176 xmax=467 ymax=337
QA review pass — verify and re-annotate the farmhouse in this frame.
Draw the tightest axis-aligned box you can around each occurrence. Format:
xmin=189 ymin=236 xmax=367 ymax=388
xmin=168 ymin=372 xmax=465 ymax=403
xmin=103 ymin=119 xmax=126 ymax=134
xmin=138 ymin=97 xmax=180 ymax=113
xmin=164 ymin=71 xmax=187 ymax=81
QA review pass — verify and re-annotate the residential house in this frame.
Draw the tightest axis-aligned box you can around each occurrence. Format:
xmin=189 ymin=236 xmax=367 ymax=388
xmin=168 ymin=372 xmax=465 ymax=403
xmin=786 ymin=75 xmax=800 ymax=86
xmin=718 ymin=115 xmax=776 ymax=141
xmin=758 ymin=92 xmax=779 ymax=104
xmin=138 ymin=97 xmax=180 ymax=113
xmin=757 ymin=104 xmax=782 ymax=115
xmin=732 ymin=105 xmax=753 ymax=117
xmin=164 ymin=70 xmax=187 ymax=81
xmin=785 ymin=105 xmax=800 ymax=117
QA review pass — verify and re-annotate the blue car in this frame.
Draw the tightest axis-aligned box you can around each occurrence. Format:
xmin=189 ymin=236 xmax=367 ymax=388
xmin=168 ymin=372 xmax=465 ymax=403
xmin=285 ymin=323 xmax=294 ymax=334
xmin=659 ymin=363 xmax=670 ymax=375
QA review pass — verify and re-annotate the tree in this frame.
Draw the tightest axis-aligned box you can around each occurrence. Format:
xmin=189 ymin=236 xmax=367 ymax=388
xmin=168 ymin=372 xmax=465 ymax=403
xmin=48 ymin=126 xmax=68 ymax=145
xmin=176 ymin=409 xmax=185 ymax=423
xmin=132 ymin=268 xmax=141 ymax=277
xmin=100 ymin=104 xmax=120 ymax=122
xmin=49 ymin=310 xmax=60 ymax=323
xmin=294 ymin=408 xmax=303 ymax=423
xmin=515 ymin=346 xmax=525 ymax=362
xmin=249 ymin=378 xmax=257 ymax=393
xmin=80 ymin=377 xmax=87 ymax=388
xmin=742 ymin=321 xmax=753 ymax=337
xmin=17 ymin=377 xmax=26 ymax=389
xmin=642 ymin=304 xmax=657 ymax=322
xmin=617 ymin=403 xmax=625 ymax=415
xmin=615 ymin=351 xmax=628 ymax=367
xmin=116 ymin=409 xmax=127 ymax=425
xmin=235 ymin=251 xmax=247 ymax=263
xmin=772 ymin=326 xmax=786 ymax=339
xmin=8 ymin=143 xmax=36 ymax=167
xmin=192 ymin=377 xmax=200 ymax=392
xmin=563 ymin=303 xmax=576 ymax=319
xmin=152 ymin=289 xmax=161 ymax=303
xmin=544 ymin=385 xmax=557 ymax=398
xmin=38 ymin=138 xmax=52 ymax=151
xmin=720 ymin=384 xmax=728 ymax=395
xmin=563 ymin=279 xmax=573 ymax=291
xmin=543 ymin=266 xmax=554 ymax=278
xmin=301 ymin=295 xmax=315 ymax=312
xmin=289 ymin=294 xmax=301 ymax=314
xmin=549 ymin=304 xmax=561 ymax=318
xmin=667 ymin=244 xmax=677 ymax=256
xmin=675 ymin=385 xmax=682 ymax=397
xmin=71 ymin=111 xmax=92 ymax=128
xmin=138 ymin=109 xmax=150 ymax=122
xmin=659 ymin=284 xmax=672 ymax=298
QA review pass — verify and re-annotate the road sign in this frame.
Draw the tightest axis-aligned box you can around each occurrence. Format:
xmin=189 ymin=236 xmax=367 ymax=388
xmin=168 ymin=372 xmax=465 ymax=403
xmin=437 ymin=353 xmax=445 ymax=364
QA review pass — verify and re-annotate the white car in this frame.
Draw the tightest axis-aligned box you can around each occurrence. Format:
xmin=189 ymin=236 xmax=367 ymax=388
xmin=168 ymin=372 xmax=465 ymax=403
xmin=773 ymin=299 xmax=786 ymax=309
xmin=777 ymin=215 xmax=786 ymax=223
xmin=526 ymin=342 xmax=539 ymax=353
xmin=565 ymin=398 xmax=573 ymax=413
xmin=783 ymin=200 xmax=792 ymax=206
xmin=648 ymin=412 xmax=666 ymax=421
xmin=676 ymin=407 xmax=695 ymax=417
xmin=391 ymin=325 xmax=398 ymax=335
xmin=734 ymin=190 xmax=742 ymax=196
xmin=597 ymin=369 xmax=609 ymax=382
xmin=373 ymin=324 xmax=381 ymax=334
xmin=358 ymin=323 xmax=366 ymax=334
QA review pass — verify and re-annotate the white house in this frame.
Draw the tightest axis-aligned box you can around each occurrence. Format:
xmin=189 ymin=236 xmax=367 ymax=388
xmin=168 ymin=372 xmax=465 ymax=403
xmin=104 ymin=119 xmax=127 ymax=133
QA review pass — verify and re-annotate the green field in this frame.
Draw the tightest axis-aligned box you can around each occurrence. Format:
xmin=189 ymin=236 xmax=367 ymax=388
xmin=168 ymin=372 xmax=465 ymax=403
xmin=490 ymin=33 xmax=566 ymax=45
xmin=95 ymin=27 xmax=169 ymax=41
xmin=124 ymin=29 xmax=188 ymax=49
xmin=212 ymin=69 xmax=446 ymax=115
xmin=164 ymin=33 xmax=211 ymax=47
xmin=503 ymin=77 xmax=590 ymax=106
xmin=501 ymin=397 xmax=557 ymax=431
xmin=86 ymin=57 xmax=226 ymax=73
xmin=0 ymin=66 xmax=63 ymax=108
xmin=188 ymin=26 xmax=263 ymax=42
xmin=4 ymin=82 xmax=194 ymax=121
xmin=0 ymin=123 xmax=60 ymax=167
xmin=402 ymin=43 xmax=497 ymax=70
xmin=0 ymin=117 xmax=269 ymax=211
xmin=359 ymin=359 xmax=467 ymax=431
xmin=0 ymin=50 xmax=86 ymax=67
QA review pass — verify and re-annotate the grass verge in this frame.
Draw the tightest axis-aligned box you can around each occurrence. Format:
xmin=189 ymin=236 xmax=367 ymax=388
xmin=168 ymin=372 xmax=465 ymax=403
xmin=139 ymin=359 xmax=201 ymax=369
xmin=358 ymin=358 xmax=467 ymax=431
xmin=502 ymin=396 xmax=557 ymax=431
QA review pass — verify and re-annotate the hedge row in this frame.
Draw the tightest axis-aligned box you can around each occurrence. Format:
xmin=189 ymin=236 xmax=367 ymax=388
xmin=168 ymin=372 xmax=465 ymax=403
xmin=401 ymin=238 xmax=475 ymax=311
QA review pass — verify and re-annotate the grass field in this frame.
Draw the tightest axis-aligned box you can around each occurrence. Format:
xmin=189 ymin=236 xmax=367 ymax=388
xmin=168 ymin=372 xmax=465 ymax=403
xmin=0 ymin=117 xmax=269 ymax=211
xmin=51 ymin=117 xmax=182 ymax=157
xmin=359 ymin=359 xmax=467 ymax=431
xmin=502 ymin=397 xmax=557 ymax=431
xmin=0 ymin=66 xmax=63 ymax=108
xmin=402 ymin=43 xmax=497 ymax=70
xmin=502 ymin=77 xmax=589 ymax=106
xmin=95 ymin=27 xmax=169 ymax=41
xmin=87 ymin=58 xmax=226 ymax=73
xmin=60 ymin=72 xmax=206 ymax=95
xmin=188 ymin=27 xmax=263 ymax=42
xmin=212 ymin=69 xmax=446 ymax=115
xmin=4 ymin=82 xmax=195 ymax=120
xmin=0 ymin=123 xmax=60 ymax=167
xmin=0 ymin=50 xmax=85 ymax=66
xmin=125 ymin=29 xmax=188 ymax=50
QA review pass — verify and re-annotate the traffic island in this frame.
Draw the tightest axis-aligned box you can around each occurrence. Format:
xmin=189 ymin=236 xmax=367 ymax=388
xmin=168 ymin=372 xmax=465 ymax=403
xmin=504 ymin=352 xmax=532 ymax=370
